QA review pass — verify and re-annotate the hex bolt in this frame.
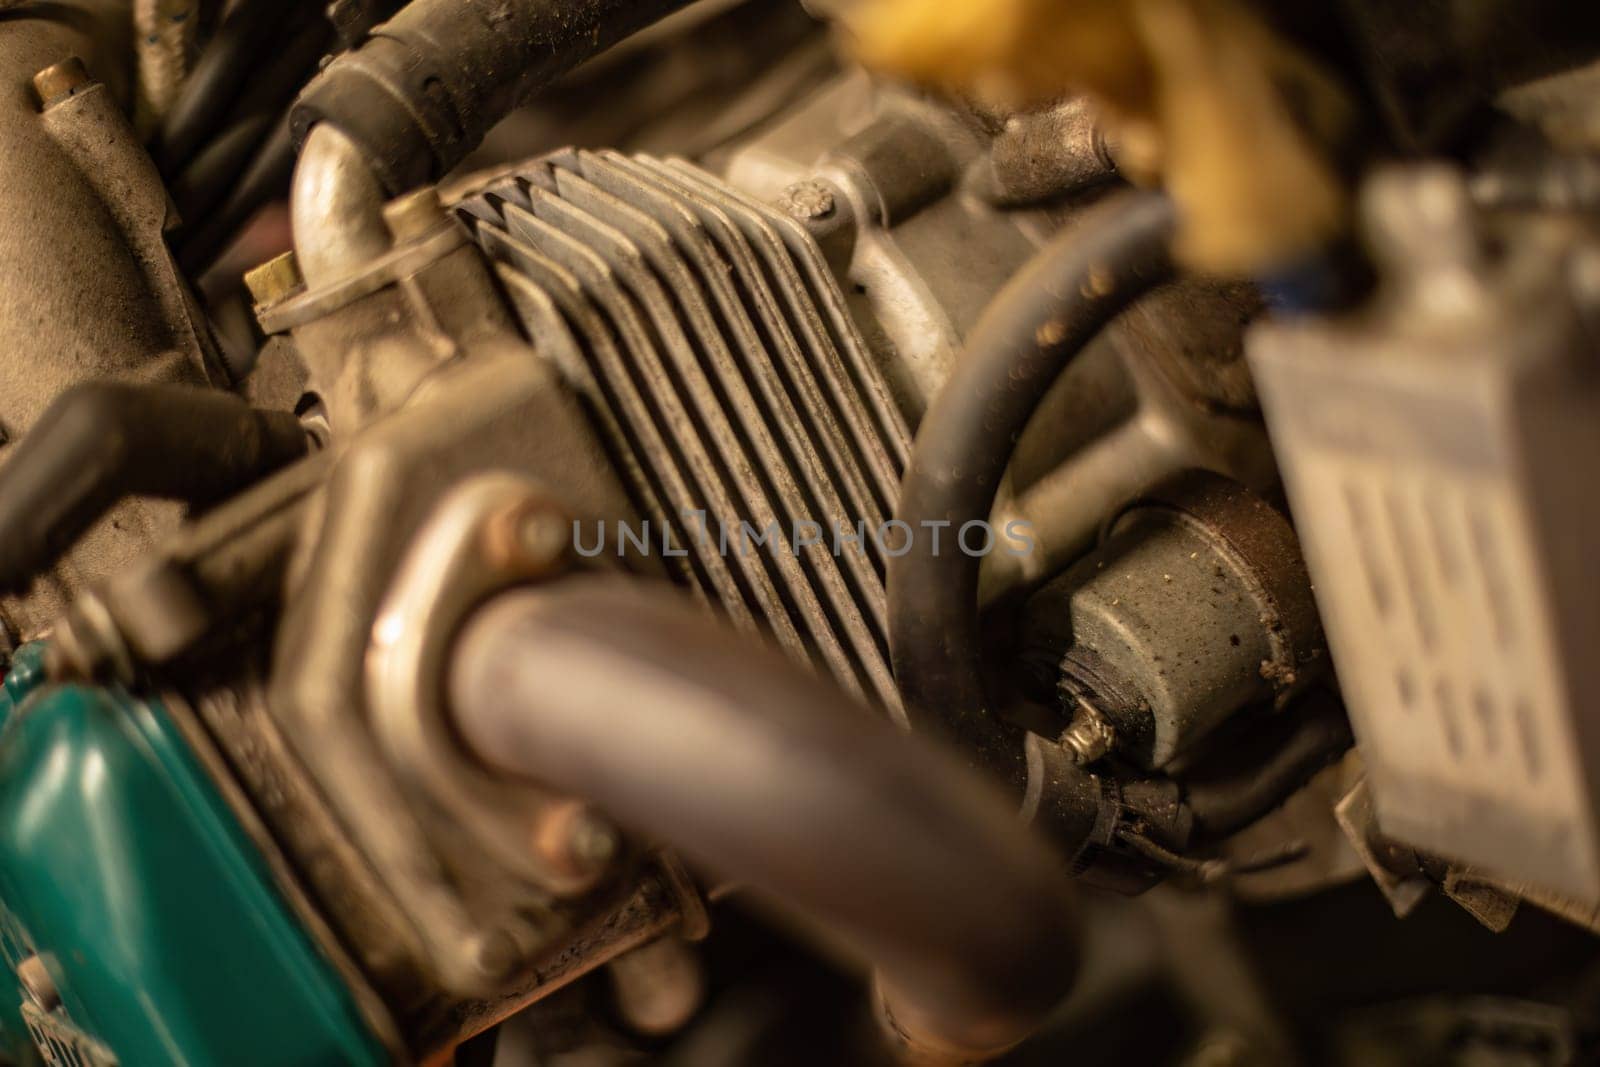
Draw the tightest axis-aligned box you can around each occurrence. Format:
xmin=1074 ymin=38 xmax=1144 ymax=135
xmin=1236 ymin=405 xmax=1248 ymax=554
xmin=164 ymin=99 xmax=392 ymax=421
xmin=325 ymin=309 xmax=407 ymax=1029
xmin=243 ymin=251 xmax=304 ymax=307
xmin=33 ymin=57 xmax=91 ymax=110
xmin=382 ymin=187 xmax=448 ymax=243
xmin=45 ymin=593 xmax=132 ymax=684
xmin=779 ymin=179 xmax=837 ymax=222
xmin=16 ymin=956 xmax=60 ymax=1012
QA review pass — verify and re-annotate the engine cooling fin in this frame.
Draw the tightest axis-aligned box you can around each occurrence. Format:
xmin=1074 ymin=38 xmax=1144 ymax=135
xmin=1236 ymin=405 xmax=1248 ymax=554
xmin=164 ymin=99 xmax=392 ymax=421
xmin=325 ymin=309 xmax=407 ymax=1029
xmin=460 ymin=149 xmax=913 ymax=720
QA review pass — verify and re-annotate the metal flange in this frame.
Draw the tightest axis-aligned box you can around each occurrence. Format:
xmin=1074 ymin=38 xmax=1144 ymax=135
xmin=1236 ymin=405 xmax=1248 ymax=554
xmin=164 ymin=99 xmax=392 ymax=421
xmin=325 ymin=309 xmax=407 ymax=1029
xmin=366 ymin=471 xmax=618 ymax=898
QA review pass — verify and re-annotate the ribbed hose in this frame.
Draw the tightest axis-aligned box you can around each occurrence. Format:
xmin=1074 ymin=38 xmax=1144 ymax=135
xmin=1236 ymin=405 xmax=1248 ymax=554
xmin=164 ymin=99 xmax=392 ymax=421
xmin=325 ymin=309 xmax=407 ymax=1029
xmin=291 ymin=0 xmax=698 ymax=194
xmin=288 ymin=0 xmax=699 ymax=288
xmin=449 ymin=577 xmax=1080 ymax=1063
xmin=886 ymin=190 xmax=1178 ymax=789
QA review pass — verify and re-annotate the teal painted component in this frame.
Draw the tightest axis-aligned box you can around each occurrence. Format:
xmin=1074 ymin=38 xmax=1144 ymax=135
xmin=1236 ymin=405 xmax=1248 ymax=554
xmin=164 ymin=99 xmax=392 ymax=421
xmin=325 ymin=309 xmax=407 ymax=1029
xmin=0 ymin=665 xmax=388 ymax=1067
xmin=0 ymin=642 xmax=47 ymax=731
xmin=0 ymin=642 xmax=53 ymax=1066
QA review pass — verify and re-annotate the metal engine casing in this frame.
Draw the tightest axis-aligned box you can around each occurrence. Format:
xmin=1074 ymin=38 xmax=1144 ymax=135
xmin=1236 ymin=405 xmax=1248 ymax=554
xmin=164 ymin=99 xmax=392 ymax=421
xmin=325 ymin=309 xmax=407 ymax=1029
xmin=0 ymin=19 xmax=225 ymax=639
xmin=0 ymin=34 xmax=1296 ymax=1062
xmin=461 ymin=148 xmax=910 ymax=715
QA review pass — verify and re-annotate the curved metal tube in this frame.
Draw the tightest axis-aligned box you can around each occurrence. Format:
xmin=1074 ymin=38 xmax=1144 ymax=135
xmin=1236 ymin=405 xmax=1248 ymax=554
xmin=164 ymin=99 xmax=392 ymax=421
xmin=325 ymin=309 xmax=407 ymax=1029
xmin=886 ymin=190 xmax=1177 ymax=789
xmin=290 ymin=124 xmax=391 ymax=287
xmin=449 ymin=577 xmax=1080 ymax=1062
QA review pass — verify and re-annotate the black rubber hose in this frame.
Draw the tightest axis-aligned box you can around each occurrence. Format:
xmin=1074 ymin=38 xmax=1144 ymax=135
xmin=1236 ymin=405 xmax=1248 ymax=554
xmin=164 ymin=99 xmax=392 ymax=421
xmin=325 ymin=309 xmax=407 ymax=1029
xmin=169 ymin=12 xmax=333 ymax=226
xmin=170 ymin=108 xmax=280 ymax=226
xmin=886 ymin=190 xmax=1177 ymax=790
xmin=291 ymin=0 xmax=698 ymax=194
xmin=1183 ymin=690 xmax=1355 ymax=839
xmin=450 ymin=577 xmax=1081 ymax=1063
xmin=0 ymin=383 xmax=308 ymax=595
xmin=176 ymin=113 xmax=294 ymax=275
xmin=155 ymin=0 xmax=291 ymax=175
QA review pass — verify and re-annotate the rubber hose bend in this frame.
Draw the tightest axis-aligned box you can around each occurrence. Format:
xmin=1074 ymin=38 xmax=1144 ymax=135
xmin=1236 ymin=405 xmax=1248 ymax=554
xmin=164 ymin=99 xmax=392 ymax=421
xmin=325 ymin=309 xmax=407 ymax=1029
xmin=886 ymin=190 xmax=1178 ymax=789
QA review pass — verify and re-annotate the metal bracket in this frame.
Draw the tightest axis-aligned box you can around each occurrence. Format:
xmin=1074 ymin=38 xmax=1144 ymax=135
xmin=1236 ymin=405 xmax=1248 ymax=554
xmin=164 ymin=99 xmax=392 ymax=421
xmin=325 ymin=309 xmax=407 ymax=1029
xmin=257 ymin=219 xmax=466 ymax=334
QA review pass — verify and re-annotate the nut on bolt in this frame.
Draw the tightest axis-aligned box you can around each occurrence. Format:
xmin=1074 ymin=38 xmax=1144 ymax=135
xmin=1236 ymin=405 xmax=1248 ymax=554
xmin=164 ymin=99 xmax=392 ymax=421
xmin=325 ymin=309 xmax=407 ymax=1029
xmin=46 ymin=592 xmax=134 ymax=684
xmin=33 ymin=57 xmax=91 ymax=110
xmin=780 ymin=180 xmax=837 ymax=222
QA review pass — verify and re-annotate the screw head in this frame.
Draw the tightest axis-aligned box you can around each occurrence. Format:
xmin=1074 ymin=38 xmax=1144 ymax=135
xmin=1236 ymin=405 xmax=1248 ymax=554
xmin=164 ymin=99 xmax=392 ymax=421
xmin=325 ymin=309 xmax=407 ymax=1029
xmin=1060 ymin=697 xmax=1117 ymax=764
xmin=568 ymin=809 xmax=620 ymax=867
xmin=518 ymin=511 xmax=568 ymax=565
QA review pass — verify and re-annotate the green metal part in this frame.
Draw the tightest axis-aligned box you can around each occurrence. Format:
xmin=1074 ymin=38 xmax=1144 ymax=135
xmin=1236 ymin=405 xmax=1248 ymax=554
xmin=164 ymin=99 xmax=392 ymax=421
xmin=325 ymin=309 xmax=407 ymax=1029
xmin=0 ymin=646 xmax=387 ymax=1067
xmin=0 ymin=644 xmax=47 ymax=735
